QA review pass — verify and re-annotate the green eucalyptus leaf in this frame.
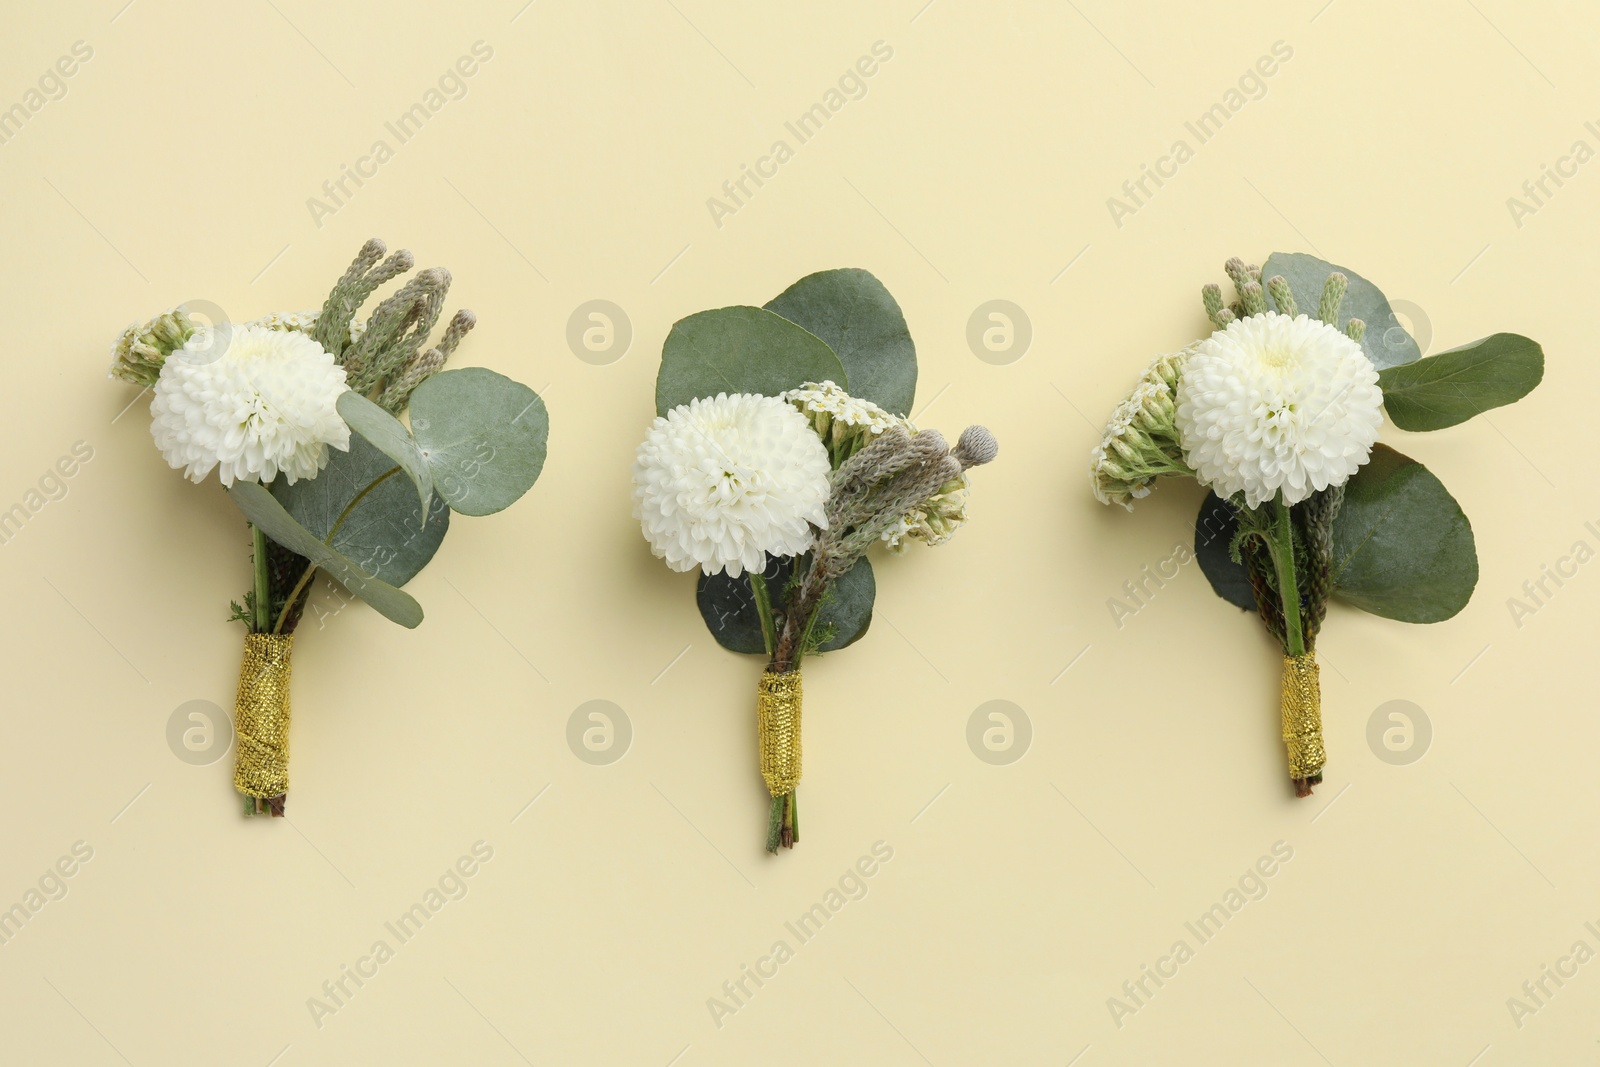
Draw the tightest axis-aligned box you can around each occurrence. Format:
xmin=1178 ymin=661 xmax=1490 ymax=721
xmin=336 ymin=390 xmax=433 ymax=519
xmin=273 ymin=434 xmax=449 ymax=588
xmin=696 ymin=553 xmax=875 ymax=655
xmin=1262 ymin=252 xmax=1420 ymax=369
xmin=1377 ymin=333 xmax=1543 ymax=431
xmin=409 ymin=367 xmax=549 ymax=517
xmin=764 ymin=269 xmax=917 ymax=416
xmin=229 ymin=480 xmax=424 ymax=628
xmin=655 ymin=305 xmax=846 ymax=416
xmin=1329 ymin=444 xmax=1478 ymax=622
xmin=1193 ymin=491 xmax=1256 ymax=611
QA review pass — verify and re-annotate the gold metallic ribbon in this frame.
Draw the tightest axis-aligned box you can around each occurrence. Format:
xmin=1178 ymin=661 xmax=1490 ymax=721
xmin=1280 ymin=653 xmax=1326 ymax=781
xmin=233 ymin=633 xmax=295 ymax=799
xmin=757 ymin=671 xmax=802 ymax=797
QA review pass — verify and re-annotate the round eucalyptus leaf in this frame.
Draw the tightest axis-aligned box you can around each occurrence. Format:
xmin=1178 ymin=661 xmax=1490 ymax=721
xmin=655 ymin=305 xmax=846 ymax=417
xmin=696 ymin=553 xmax=875 ymax=656
xmin=1262 ymin=252 xmax=1420 ymax=369
xmin=1330 ymin=444 xmax=1478 ymax=622
xmin=764 ymin=269 xmax=917 ymax=416
xmin=409 ymin=367 xmax=549 ymax=517
xmin=273 ymin=434 xmax=449 ymax=588
xmin=1193 ymin=491 xmax=1256 ymax=611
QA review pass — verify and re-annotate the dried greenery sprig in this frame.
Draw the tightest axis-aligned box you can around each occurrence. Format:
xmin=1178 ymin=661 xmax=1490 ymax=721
xmin=769 ymin=424 xmax=997 ymax=672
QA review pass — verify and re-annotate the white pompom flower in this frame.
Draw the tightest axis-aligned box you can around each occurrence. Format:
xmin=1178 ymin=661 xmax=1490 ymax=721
xmin=149 ymin=323 xmax=351 ymax=486
xmin=633 ymin=392 xmax=831 ymax=577
xmin=1175 ymin=311 xmax=1383 ymax=509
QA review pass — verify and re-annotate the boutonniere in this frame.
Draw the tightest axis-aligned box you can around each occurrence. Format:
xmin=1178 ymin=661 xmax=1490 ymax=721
xmin=633 ymin=269 xmax=997 ymax=851
xmin=110 ymin=239 xmax=549 ymax=815
xmin=1091 ymin=254 xmax=1542 ymax=795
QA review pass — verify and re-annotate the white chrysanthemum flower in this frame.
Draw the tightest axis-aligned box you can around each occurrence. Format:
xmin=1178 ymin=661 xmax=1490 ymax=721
xmin=149 ymin=323 xmax=351 ymax=486
xmin=1175 ymin=311 xmax=1383 ymax=509
xmin=633 ymin=392 xmax=831 ymax=577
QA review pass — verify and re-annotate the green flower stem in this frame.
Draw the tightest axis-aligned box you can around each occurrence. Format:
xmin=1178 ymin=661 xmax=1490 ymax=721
xmin=765 ymin=794 xmax=784 ymax=852
xmin=1122 ymin=455 xmax=1192 ymax=481
xmin=796 ymin=603 xmax=825 ymax=665
xmin=251 ymin=525 xmax=271 ymax=633
xmin=1270 ymin=497 xmax=1305 ymax=657
xmin=749 ymin=571 xmax=776 ymax=657
xmin=765 ymin=791 xmax=799 ymax=852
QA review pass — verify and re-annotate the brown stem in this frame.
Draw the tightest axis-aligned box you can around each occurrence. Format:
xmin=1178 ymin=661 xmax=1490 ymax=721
xmin=769 ymin=563 xmax=827 ymax=672
xmin=779 ymin=791 xmax=795 ymax=849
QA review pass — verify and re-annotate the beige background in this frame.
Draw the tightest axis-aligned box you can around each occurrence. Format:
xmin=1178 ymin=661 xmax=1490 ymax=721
xmin=1 ymin=0 xmax=1595 ymax=1063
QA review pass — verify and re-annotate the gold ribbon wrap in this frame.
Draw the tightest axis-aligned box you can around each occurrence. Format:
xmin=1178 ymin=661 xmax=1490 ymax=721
xmin=1280 ymin=653 xmax=1326 ymax=781
xmin=757 ymin=671 xmax=802 ymax=797
xmin=233 ymin=633 xmax=295 ymax=799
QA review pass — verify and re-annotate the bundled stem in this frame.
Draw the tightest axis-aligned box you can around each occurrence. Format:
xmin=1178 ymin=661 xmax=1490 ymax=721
xmin=1229 ymin=488 xmax=1343 ymax=796
xmin=1206 ymin=257 xmax=1360 ymax=797
xmin=756 ymin=424 xmax=998 ymax=851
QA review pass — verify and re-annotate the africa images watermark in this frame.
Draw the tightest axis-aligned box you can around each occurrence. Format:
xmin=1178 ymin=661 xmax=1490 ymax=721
xmin=1105 ymin=499 xmax=1232 ymax=629
xmin=0 ymin=841 xmax=95 ymax=948
xmin=0 ymin=441 xmax=95 ymax=548
xmin=1504 ymin=918 xmax=1600 ymax=1030
xmin=1105 ymin=540 xmax=1197 ymax=629
xmin=1504 ymin=518 xmax=1600 ymax=629
xmin=306 ymin=41 xmax=495 ymax=229
xmin=305 ymin=840 xmax=495 ymax=1029
xmin=0 ymin=40 xmax=94 ymax=148
xmin=1106 ymin=840 xmax=1294 ymax=1029
xmin=1504 ymin=119 xmax=1600 ymax=230
xmin=706 ymin=840 xmax=895 ymax=1029
xmin=1106 ymin=40 xmax=1294 ymax=229
xmin=705 ymin=40 xmax=895 ymax=229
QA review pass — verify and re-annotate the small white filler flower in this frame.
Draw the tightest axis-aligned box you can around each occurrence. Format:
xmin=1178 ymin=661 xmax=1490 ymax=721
xmin=149 ymin=323 xmax=351 ymax=486
xmin=781 ymin=380 xmax=974 ymax=552
xmin=1175 ymin=311 xmax=1383 ymax=509
xmin=633 ymin=392 xmax=831 ymax=577
xmin=782 ymin=379 xmax=901 ymax=438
